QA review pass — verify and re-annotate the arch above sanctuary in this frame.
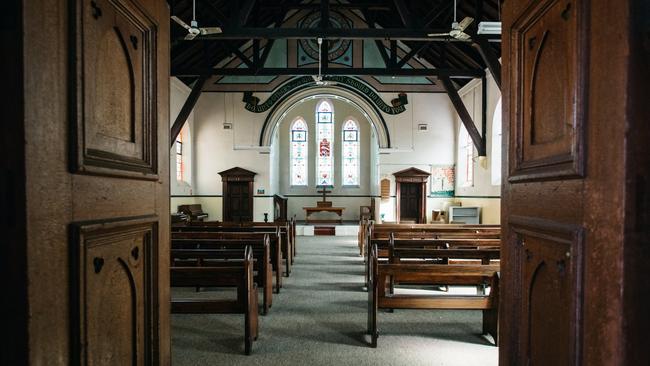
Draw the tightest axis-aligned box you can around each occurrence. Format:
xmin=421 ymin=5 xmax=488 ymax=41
xmin=259 ymin=86 xmax=391 ymax=149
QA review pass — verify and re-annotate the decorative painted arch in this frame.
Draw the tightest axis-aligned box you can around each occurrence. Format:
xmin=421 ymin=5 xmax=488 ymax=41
xmin=259 ymin=86 xmax=392 ymax=148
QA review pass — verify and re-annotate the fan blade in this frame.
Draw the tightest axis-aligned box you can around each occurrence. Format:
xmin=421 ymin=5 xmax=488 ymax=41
xmin=200 ymin=27 xmax=223 ymax=35
xmin=458 ymin=17 xmax=474 ymax=31
xmin=171 ymin=16 xmax=191 ymax=30
xmin=184 ymin=33 xmax=197 ymax=40
xmin=454 ymin=31 xmax=472 ymax=41
xmin=427 ymin=32 xmax=451 ymax=37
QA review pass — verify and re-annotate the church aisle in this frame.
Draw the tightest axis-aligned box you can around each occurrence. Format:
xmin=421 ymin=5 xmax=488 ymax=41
xmin=171 ymin=236 xmax=498 ymax=366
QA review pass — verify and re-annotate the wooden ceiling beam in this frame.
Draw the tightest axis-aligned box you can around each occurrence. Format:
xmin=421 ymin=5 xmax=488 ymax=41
xmin=176 ymin=27 xmax=495 ymax=41
xmin=362 ymin=10 xmax=391 ymax=68
xmin=170 ymin=75 xmax=208 ymax=147
xmin=320 ymin=0 xmax=330 ymax=74
xmin=421 ymin=1 xmax=453 ymax=28
xmin=393 ymin=0 xmax=414 ymax=28
xmin=223 ymin=42 xmax=255 ymax=69
xmin=395 ymin=42 xmax=429 ymax=69
xmin=440 ymin=76 xmax=486 ymax=155
xmin=472 ymin=36 xmax=502 ymax=90
xmin=238 ymin=0 xmax=256 ymax=27
xmin=259 ymin=3 xmax=393 ymax=11
xmin=446 ymin=42 xmax=483 ymax=69
xmin=172 ymin=66 xmax=484 ymax=78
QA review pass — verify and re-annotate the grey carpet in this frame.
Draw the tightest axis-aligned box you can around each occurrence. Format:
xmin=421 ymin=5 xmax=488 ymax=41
xmin=171 ymin=236 xmax=498 ymax=366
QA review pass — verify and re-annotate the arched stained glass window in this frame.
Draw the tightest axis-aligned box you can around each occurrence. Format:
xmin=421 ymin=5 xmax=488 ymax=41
xmin=290 ymin=118 xmax=308 ymax=186
xmin=175 ymin=132 xmax=183 ymax=182
xmin=316 ymin=100 xmax=334 ymax=186
xmin=490 ymin=98 xmax=502 ymax=186
xmin=458 ymin=125 xmax=474 ymax=187
xmin=342 ymin=119 xmax=360 ymax=186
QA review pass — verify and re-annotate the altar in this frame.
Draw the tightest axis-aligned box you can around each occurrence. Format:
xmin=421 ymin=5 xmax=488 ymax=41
xmin=303 ymin=186 xmax=345 ymax=223
xmin=303 ymin=206 xmax=345 ymax=224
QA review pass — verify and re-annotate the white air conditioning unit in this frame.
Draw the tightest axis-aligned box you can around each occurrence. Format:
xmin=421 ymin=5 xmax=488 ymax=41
xmin=477 ymin=21 xmax=501 ymax=35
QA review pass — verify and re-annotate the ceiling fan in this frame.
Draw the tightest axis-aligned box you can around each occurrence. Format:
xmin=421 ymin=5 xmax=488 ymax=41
xmin=312 ymin=38 xmax=331 ymax=86
xmin=171 ymin=0 xmax=222 ymax=40
xmin=427 ymin=0 xmax=474 ymax=41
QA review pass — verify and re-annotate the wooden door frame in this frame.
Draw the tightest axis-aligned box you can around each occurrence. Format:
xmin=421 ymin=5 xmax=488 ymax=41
xmin=393 ymin=167 xmax=430 ymax=223
xmin=219 ymin=167 xmax=256 ymax=222
xmin=9 ymin=0 xmax=171 ymax=363
xmin=500 ymin=1 xmax=650 ymax=365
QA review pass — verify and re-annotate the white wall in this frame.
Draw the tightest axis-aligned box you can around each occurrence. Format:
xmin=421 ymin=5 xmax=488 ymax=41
xmin=377 ymin=93 xmax=458 ymax=223
xmin=453 ymin=73 xmax=502 ymax=224
xmin=170 ymin=81 xmax=501 ymax=224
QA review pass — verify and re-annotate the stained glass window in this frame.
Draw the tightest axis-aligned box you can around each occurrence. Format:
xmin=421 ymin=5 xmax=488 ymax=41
xmin=342 ymin=119 xmax=360 ymax=186
xmin=290 ymin=118 xmax=308 ymax=186
xmin=175 ymin=134 xmax=183 ymax=181
xmin=491 ymin=98 xmax=502 ymax=186
xmin=315 ymin=100 xmax=334 ymax=186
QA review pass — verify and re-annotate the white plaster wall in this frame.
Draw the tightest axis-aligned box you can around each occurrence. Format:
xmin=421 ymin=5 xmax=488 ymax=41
xmin=174 ymin=87 xmax=498 ymax=223
xmin=192 ymin=92 xmax=274 ymax=221
xmin=376 ymin=93 xmax=457 ymax=223
xmin=455 ymin=74 xmax=501 ymax=197
xmin=269 ymin=131 xmax=280 ymax=195
xmin=453 ymin=73 xmax=502 ymax=224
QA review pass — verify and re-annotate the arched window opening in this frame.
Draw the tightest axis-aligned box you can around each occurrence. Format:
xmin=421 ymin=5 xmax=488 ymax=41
xmin=458 ymin=125 xmax=475 ymax=187
xmin=290 ymin=118 xmax=308 ymax=186
xmin=342 ymin=119 xmax=360 ymax=186
xmin=316 ymin=100 xmax=334 ymax=186
xmin=175 ymin=132 xmax=184 ymax=182
xmin=491 ymin=98 xmax=502 ymax=186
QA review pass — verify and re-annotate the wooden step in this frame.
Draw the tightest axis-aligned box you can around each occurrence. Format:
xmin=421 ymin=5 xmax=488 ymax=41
xmin=314 ymin=226 xmax=336 ymax=236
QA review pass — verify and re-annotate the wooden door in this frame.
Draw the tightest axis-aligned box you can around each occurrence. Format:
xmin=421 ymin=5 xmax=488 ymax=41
xmin=500 ymin=1 xmax=649 ymax=365
xmin=227 ymin=182 xmax=253 ymax=222
xmin=399 ymin=183 xmax=421 ymax=223
xmin=12 ymin=0 xmax=171 ymax=364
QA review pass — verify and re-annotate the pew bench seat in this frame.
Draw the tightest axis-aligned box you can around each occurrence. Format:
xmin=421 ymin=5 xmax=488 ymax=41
xmin=170 ymin=246 xmax=259 ymax=355
xmin=368 ymin=253 xmax=500 ymax=348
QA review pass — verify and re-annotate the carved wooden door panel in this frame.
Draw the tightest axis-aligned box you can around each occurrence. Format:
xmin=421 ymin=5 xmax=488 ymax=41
xmin=226 ymin=182 xmax=253 ymax=222
xmin=399 ymin=183 xmax=421 ymax=223
xmin=67 ymin=0 xmax=169 ymax=365
xmin=501 ymin=0 xmax=587 ymax=365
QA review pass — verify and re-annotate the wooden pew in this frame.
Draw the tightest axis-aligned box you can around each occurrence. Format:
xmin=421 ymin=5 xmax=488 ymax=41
xmin=367 ymin=244 xmax=499 ymax=348
xmin=171 ymin=245 xmax=259 ymax=355
xmin=358 ymin=217 xmax=371 ymax=256
xmin=176 ymin=222 xmax=294 ymax=277
xmin=362 ymin=222 xmax=501 ymax=257
xmin=172 ymin=231 xmax=284 ymax=292
xmin=171 ymin=237 xmax=274 ymax=315
xmin=386 ymin=236 xmax=500 ymax=294
xmin=363 ymin=228 xmax=501 ymax=288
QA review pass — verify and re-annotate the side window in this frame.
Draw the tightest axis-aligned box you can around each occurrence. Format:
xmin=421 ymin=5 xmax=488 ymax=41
xmin=316 ymin=100 xmax=334 ymax=186
xmin=290 ymin=118 xmax=308 ymax=186
xmin=342 ymin=119 xmax=360 ymax=186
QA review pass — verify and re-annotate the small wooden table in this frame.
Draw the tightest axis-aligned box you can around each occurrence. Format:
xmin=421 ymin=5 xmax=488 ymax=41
xmin=303 ymin=207 xmax=345 ymax=224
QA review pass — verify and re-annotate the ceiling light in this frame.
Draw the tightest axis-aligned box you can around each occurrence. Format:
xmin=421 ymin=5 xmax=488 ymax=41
xmin=477 ymin=21 xmax=501 ymax=35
